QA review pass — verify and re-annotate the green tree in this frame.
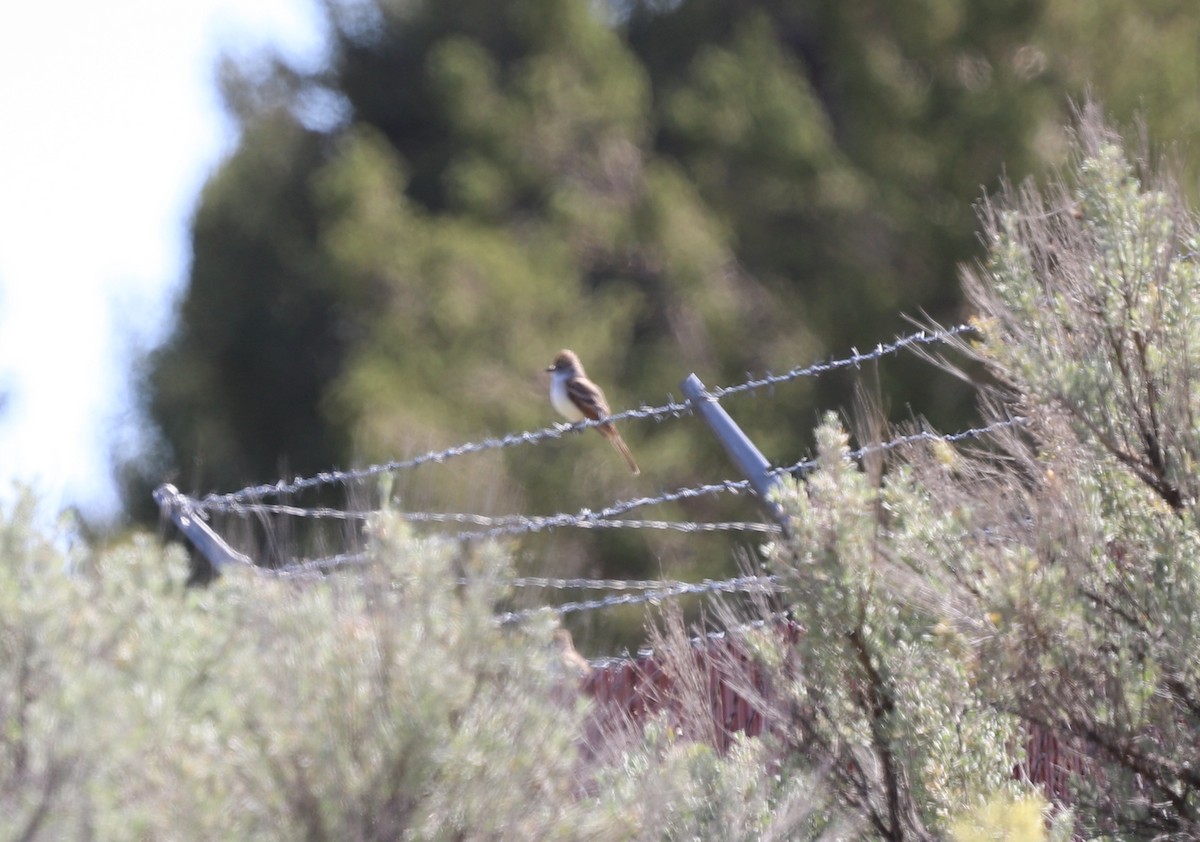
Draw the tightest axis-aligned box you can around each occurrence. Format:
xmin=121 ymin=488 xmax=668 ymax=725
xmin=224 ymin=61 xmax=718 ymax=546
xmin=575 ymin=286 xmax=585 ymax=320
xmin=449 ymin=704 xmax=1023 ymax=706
xmin=625 ymin=0 xmax=1058 ymax=411
xmin=130 ymin=0 xmax=1200 ymax=602
xmin=137 ymin=0 xmax=768 ymax=595
xmin=140 ymin=109 xmax=347 ymax=507
xmin=20 ymin=108 xmax=1200 ymax=837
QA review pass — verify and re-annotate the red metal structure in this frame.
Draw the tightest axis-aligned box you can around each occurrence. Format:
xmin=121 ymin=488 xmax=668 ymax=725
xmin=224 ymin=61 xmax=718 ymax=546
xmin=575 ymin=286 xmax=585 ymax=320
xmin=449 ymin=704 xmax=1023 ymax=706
xmin=578 ymin=622 xmax=1079 ymax=806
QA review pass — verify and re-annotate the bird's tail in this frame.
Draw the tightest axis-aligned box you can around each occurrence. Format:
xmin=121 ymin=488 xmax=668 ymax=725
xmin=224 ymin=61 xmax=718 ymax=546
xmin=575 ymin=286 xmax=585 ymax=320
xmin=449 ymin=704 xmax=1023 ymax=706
xmin=601 ymin=424 xmax=640 ymax=475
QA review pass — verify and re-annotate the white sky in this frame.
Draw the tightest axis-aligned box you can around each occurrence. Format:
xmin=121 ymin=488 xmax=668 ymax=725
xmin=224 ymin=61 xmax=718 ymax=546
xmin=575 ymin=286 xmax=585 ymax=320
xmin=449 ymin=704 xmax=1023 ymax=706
xmin=0 ymin=0 xmax=326 ymax=522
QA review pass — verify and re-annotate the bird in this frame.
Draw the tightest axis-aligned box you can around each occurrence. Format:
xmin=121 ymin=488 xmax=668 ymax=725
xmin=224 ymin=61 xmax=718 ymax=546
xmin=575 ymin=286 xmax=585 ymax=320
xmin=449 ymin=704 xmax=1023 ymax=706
xmin=546 ymin=349 xmax=640 ymax=474
xmin=553 ymin=628 xmax=592 ymax=680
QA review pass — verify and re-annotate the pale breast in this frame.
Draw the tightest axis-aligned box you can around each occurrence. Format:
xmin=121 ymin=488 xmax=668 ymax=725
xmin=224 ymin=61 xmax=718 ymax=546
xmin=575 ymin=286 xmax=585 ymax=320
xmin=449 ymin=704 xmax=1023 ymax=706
xmin=550 ymin=374 xmax=586 ymax=422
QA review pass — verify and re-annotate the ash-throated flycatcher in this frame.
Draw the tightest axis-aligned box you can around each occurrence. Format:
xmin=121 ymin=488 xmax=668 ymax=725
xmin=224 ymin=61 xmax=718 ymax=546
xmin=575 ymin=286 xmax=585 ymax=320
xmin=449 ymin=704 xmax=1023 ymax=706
xmin=553 ymin=628 xmax=592 ymax=680
xmin=547 ymin=349 xmax=640 ymax=474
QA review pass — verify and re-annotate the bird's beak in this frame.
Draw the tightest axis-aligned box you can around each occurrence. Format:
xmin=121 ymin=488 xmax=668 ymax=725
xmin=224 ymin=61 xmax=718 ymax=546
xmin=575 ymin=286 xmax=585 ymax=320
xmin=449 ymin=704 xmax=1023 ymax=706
xmin=545 ymin=364 xmax=555 ymax=372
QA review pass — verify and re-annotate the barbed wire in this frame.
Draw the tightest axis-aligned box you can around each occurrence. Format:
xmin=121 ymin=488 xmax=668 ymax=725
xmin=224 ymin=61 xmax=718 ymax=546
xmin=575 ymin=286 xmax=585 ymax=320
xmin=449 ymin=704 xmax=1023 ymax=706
xmin=496 ymin=574 xmax=786 ymax=626
xmin=268 ymin=517 xmax=774 ymax=578
xmin=707 ymin=323 xmax=975 ymax=400
xmin=192 ymin=324 xmax=974 ymax=509
xmin=450 ymin=479 xmax=754 ymax=542
xmin=264 ymin=548 xmax=786 ymax=630
xmin=491 ymin=517 xmax=777 ymax=534
xmin=194 ymin=410 xmax=1012 ymax=527
xmin=448 ymin=417 xmax=1025 ymax=543
xmin=191 ymin=503 xmax=777 ymax=538
xmin=201 ymin=501 xmax=375 ymax=521
xmin=194 ymin=401 xmax=689 ymax=510
xmin=270 ymin=544 xmax=783 ymax=594
xmin=590 ymin=610 xmax=795 ymax=668
xmin=268 ymin=552 xmax=791 ymax=665
xmin=271 ymin=550 xmax=370 ymax=578
xmin=194 ymin=417 xmax=1024 ymax=580
xmin=171 ymin=417 xmax=1024 ymax=648
xmin=771 ymin=416 xmax=1027 ymax=478
xmin=149 ymin=321 xmax=1030 ymax=673
xmin=504 ymin=574 xmax=780 ymax=592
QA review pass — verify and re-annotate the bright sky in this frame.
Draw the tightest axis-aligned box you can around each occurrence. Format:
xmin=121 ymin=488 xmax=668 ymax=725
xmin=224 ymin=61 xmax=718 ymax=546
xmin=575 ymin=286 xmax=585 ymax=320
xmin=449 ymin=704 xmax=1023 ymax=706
xmin=0 ymin=0 xmax=325 ymax=523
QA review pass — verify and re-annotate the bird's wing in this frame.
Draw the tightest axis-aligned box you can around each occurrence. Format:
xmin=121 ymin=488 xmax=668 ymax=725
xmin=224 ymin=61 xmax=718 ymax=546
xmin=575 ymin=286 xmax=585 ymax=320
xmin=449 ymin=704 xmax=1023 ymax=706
xmin=566 ymin=377 xmax=610 ymax=420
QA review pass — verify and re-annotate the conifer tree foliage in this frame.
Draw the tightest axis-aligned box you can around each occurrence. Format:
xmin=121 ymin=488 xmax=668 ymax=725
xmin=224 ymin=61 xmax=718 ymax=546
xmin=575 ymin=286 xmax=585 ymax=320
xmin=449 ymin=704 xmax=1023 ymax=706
xmin=139 ymin=110 xmax=347 ymax=510
xmin=133 ymin=0 xmax=1200 ymax=588
xmin=17 ymin=109 xmax=1200 ymax=838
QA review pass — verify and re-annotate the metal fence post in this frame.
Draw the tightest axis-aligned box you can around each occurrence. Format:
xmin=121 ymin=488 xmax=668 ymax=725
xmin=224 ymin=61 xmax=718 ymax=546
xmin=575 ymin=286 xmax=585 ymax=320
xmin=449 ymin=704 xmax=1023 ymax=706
xmin=681 ymin=374 xmax=789 ymax=532
xmin=154 ymin=483 xmax=253 ymax=572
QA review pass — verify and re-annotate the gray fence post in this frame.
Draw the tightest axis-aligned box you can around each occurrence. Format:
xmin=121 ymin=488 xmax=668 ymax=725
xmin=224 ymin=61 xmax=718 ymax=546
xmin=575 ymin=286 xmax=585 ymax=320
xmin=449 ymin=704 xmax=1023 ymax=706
xmin=681 ymin=374 xmax=789 ymax=532
xmin=154 ymin=483 xmax=253 ymax=571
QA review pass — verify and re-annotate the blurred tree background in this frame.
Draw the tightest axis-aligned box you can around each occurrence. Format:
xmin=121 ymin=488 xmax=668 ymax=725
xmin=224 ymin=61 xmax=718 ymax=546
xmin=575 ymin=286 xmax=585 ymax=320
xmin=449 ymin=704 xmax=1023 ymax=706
xmin=127 ymin=0 xmax=1200 ymax=615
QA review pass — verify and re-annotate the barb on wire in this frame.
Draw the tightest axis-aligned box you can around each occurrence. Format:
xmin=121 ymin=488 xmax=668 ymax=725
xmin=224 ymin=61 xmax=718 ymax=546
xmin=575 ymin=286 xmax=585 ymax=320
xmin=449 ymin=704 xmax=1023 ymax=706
xmin=496 ymin=574 xmax=786 ymax=626
xmin=202 ymin=502 xmax=375 ymax=521
xmin=192 ymin=324 xmax=973 ymax=509
xmin=276 ymin=417 xmax=1017 ymax=544
xmin=452 ymin=479 xmax=753 ymax=542
xmin=771 ymin=416 xmax=1028 ymax=478
xmin=193 ymin=504 xmax=777 ymax=539
xmin=205 ymin=417 xmax=1023 ymax=580
xmin=270 ymin=518 xmax=771 ymax=579
xmin=708 ymin=324 xmax=976 ymax=400
xmin=589 ymin=610 xmax=796 ymax=669
xmin=546 ymin=518 xmax=778 ymax=534
xmin=503 ymin=573 xmax=780 ymax=592
xmin=272 ymin=550 xmax=371 ymax=578
xmin=197 ymin=399 xmax=692 ymax=509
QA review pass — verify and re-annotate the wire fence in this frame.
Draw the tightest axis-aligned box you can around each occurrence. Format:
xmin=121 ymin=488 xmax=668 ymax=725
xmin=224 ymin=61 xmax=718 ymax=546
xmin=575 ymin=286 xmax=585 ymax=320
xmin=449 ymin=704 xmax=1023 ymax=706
xmin=588 ymin=610 xmax=794 ymax=669
xmin=156 ymin=323 xmax=1015 ymax=658
xmin=495 ymin=574 xmax=787 ymax=626
xmin=771 ymin=416 xmax=1026 ymax=477
xmin=225 ymin=415 xmax=1022 ymax=566
xmin=148 ymin=324 xmax=1087 ymax=802
xmin=192 ymin=324 xmax=975 ymax=510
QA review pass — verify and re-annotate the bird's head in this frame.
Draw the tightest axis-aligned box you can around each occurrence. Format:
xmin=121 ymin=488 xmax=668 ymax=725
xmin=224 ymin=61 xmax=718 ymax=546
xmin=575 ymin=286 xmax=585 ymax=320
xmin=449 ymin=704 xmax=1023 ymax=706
xmin=547 ymin=349 xmax=583 ymax=375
